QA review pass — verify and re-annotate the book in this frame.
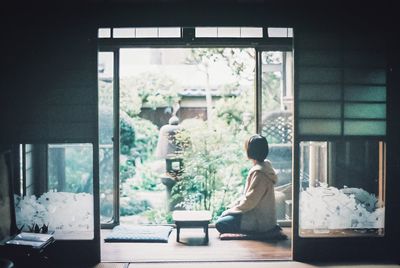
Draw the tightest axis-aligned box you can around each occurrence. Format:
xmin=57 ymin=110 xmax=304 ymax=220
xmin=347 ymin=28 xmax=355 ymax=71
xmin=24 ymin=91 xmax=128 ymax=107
xmin=5 ymin=232 xmax=54 ymax=249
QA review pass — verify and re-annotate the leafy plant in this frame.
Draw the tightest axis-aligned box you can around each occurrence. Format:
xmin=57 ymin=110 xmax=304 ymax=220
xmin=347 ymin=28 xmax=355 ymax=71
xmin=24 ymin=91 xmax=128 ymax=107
xmin=142 ymin=209 xmax=173 ymax=224
xmin=119 ymin=114 xmax=159 ymax=183
xmin=171 ymin=118 xmax=252 ymax=220
xmin=130 ymin=117 xmax=159 ymax=162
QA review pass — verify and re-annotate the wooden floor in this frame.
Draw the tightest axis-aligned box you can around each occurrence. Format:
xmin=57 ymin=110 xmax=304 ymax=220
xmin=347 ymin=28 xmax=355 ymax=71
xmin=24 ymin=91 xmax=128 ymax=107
xmin=101 ymin=227 xmax=292 ymax=263
xmin=51 ymin=261 xmax=400 ymax=268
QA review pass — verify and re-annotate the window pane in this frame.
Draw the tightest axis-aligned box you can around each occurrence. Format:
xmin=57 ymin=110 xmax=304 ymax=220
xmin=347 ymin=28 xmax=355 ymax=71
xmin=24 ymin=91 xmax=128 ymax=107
xmin=299 ymin=102 xmax=341 ymax=118
xmin=113 ymin=28 xmax=135 ymax=38
xmin=299 ymin=119 xmax=341 ymax=135
xmin=344 ymin=103 xmax=386 ymax=119
xmin=299 ymin=141 xmax=385 ymax=237
xmin=287 ymin=28 xmax=293 ymax=38
xmin=240 ymin=27 xmax=263 ymax=38
xmin=16 ymin=144 xmax=94 ymax=240
xmin=195 ymin=27 xmax=218 ymax=37
xmin=98 ymin=28 xmax=111 ymax=38
xmin=48 ymin=143 xmax=93 ymax=239
xmin=344 ymin=86 xmax=386 ymax=102
xmin=299 ymin=84 xmax=341 ymax=101
xmin=344 ymin=120 xmax=386 ymax=136
xmin=268 ymin=28 xmax=291 ymax=38
xmin=98 ymin=52 xmax=114 ymax=224
xmin=158 ymin=27 xmax=181 ymax=38
xmin=261 ymin=51 xmax=293 ymax=222
xmin=217 ymin=27 xmax=241 ymax=37
xmin=136 ymin=28 xmax=158 ymax=38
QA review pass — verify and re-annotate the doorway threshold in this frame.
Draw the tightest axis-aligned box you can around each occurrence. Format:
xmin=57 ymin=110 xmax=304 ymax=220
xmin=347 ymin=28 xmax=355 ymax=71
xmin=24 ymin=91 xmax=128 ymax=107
xmin=101 ymin=227 xmax=291 ymax=263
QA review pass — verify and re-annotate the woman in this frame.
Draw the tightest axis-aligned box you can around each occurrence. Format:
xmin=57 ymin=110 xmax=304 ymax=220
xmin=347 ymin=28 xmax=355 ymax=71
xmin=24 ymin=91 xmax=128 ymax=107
xmin=215 ymin=134 xmax=278 ymax=234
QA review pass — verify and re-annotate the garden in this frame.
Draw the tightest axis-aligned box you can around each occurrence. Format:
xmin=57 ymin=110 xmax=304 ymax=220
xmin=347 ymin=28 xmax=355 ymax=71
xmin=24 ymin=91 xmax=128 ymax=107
xmin=98 ymin=48 xmax=286 ymax=224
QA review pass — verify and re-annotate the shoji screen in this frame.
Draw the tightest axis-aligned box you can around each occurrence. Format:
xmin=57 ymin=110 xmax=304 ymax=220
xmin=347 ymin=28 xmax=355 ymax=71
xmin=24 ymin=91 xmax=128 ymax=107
xmin=296 ymin=31 xmax=386 ymax=137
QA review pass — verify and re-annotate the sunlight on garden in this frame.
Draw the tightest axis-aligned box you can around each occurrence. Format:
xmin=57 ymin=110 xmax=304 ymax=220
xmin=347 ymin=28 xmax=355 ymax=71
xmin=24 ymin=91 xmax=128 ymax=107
xmin=98 ymin=48 xmax=288 ymax=225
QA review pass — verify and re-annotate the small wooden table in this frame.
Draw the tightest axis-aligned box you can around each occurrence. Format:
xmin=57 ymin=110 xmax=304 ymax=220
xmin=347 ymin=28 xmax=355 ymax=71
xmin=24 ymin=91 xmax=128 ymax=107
xmin=172 ymin=210 xmax=212 ymax=244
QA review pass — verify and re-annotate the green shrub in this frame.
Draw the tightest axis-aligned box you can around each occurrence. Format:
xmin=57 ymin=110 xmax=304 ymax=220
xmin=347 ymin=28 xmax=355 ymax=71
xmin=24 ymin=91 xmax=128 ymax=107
xmin=172 ymin=118 xmax=252 ymax=220
xmin=120 ymin=199 xmax=152 ymax=216
xmin=130 ymin=117 xmax=159 ymax=162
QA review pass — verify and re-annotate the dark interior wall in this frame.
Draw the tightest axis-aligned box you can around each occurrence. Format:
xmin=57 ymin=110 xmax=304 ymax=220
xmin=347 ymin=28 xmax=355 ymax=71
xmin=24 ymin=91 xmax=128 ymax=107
xmin=0 ymin=7 xmax=97 ymax=143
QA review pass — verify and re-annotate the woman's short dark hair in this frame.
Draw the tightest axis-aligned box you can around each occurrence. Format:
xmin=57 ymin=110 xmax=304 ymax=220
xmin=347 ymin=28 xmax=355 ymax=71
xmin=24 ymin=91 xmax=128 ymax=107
xmin=245 ymin=134 xmax=269 ymax=162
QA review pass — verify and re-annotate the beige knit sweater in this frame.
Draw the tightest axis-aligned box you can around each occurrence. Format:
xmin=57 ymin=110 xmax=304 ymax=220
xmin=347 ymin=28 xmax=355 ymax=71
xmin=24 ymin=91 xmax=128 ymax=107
xmin=226 ymin=160 xmax=278 ymax=232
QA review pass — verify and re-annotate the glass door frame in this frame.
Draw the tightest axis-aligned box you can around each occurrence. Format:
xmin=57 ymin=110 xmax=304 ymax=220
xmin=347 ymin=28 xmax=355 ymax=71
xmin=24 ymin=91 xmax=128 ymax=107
xmin=98 ymin=47 xmax=120 ymax=228
xmin=98 ymin=32 xmax=292 ymax=228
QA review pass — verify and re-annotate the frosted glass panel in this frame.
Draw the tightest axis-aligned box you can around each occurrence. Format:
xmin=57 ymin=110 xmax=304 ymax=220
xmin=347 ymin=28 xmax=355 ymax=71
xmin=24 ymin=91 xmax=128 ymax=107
xmin=297 ymin=50 xmax=341 ymax=66
xmin=299 ymin=119 xmax=341 ymax=135
xmin=217 ymin=27 xmax=241 ymax=37
xmin=344 ymin=120 xmax=386 ymax=135
xmin=195 ymin=27 xmax=217 ymax=37
xmin=158 ymin=27 xmax=181 ymax=38
xmin=344 ymin=103 xmax=386 ymax=119
xmin=344 ymin=69 xmax=386 ymax=84
xmin=299 ymin=102 xmax=341 ymax=118
xmin=344 ymin=86 xmax=386 ymax=101
xmin=98 ymin=28 xmax=111 ymax=38
xmin=299 ymin=141 xmax=385 ymax=237
xmin=299 ymin=67 xmax=341 ymax=83
xmin=299 ymin=84 xmax=341 ymax=101
xmin=16 ymin=143 xmax=94 ymax=240
xmin=268 ymin=28 xmax=291 ymax=38
xmin=136 ymin=28 xmax=158 ymax=38
xmin=287 ymin=28 xmax=293 ymax=38
xmin=113 ymin=28 xmax=136 ymax=38
xmin=240 ymin=27 xmax=263 ymax=38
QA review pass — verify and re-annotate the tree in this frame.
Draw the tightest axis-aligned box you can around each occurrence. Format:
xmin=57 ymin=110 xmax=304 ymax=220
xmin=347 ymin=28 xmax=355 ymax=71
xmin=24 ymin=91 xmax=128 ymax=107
xmin=185 ymin=48 xmax=255 ymax=127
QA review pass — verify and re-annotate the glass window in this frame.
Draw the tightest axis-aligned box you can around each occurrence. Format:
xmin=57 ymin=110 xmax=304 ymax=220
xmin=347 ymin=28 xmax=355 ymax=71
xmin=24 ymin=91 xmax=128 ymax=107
xmin=158 ymin=27 xmax=181 ymax=38
xmin=98 ymin=28 xmax=111 ymax=38
xmin=298 ymin=119 xmax=342 ymax=136
xmin=98 ymin=52 xmax=114 ymax=224
xmin=195 ymin=27 xmax=263 ymax=38
xmin=195 ymin=27 xmax=218 ymax=37
xmin=296 ymin=33 xmax=387 ymax=138
xmin=113 ymin=28 xmax=136 ymax=38
xmin=15 ymin=143 xmax=94 ymax=240
xmin=299 ymin=140 xmax=385 ymax=237
xmin=299 ymin=102 xmax=341 ymax=119
xmin=135 ymin=28 xmax=158 ymax=38
xmin=240 ymin=27 xmax=263 ymax=38
xmin=217 ymin=27 xmax=241 ymax=37
xmin=268 ymin=28 xmax=293 ymax=38
xmin=261 ymin=51 xmax=293 ymax=222
xmin=344 ymin=86 xmax=386 ymax=102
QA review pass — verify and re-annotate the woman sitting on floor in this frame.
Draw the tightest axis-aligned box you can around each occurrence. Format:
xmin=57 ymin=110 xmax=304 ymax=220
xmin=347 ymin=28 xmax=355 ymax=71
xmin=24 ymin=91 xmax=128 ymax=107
xmin=215 ymin=134 xmax=280 ymax=235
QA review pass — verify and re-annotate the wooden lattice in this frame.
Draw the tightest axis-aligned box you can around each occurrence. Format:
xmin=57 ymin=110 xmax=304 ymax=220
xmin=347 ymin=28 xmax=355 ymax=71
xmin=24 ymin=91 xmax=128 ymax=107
xmin=262 ymin=110 xmax=293 ymax=144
